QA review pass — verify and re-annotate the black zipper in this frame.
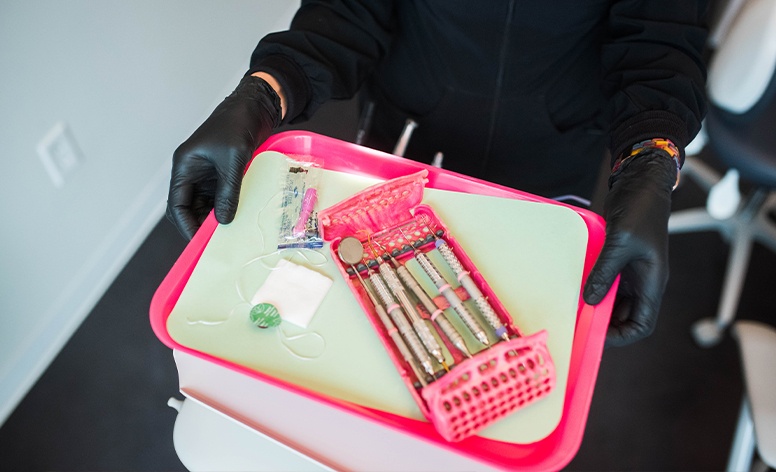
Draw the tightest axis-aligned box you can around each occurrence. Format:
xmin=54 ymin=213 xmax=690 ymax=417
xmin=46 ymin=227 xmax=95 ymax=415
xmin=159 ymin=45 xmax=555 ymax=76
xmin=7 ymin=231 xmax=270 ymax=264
xmin=482 ymin=0 xmax=516 ymax=170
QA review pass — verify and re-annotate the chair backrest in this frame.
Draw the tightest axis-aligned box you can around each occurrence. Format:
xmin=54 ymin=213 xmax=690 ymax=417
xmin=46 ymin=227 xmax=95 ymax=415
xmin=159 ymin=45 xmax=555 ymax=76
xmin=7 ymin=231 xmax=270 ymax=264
xmin=704 ymin=0 xmax=776 ymax=187
xmin=708 ymin=0 xmax=776 ymax=114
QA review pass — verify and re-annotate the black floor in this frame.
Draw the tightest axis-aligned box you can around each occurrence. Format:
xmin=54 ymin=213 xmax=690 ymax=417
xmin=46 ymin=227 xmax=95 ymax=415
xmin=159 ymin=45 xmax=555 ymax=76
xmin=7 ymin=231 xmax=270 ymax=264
xmin=0 ymin=217 xmax=189 ymax=471
xmin=2 ymin=109 xmax=776 ymax=470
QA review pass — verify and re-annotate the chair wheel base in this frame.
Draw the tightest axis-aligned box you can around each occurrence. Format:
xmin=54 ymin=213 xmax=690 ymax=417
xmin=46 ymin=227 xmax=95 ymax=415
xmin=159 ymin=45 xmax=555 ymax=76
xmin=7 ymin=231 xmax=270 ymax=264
xmin=692 ymin=318 xmax=726 ymax=347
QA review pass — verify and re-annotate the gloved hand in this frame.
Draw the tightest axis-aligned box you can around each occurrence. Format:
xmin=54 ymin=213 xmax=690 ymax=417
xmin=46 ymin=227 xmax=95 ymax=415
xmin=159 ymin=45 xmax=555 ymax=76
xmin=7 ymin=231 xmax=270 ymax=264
xmin=167 ymin=75 xmax=282 ymax=240
xmin=582 ymin=149 xmax=678 ymax=347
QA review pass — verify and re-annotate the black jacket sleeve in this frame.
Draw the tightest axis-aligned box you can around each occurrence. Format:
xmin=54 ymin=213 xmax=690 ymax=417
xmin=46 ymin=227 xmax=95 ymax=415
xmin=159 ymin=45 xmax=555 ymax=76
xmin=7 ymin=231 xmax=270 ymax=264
xmin=247 ymin=0 xmax=395 ymax=124
xmin=602 ymin=0 xmax=710 ymax=164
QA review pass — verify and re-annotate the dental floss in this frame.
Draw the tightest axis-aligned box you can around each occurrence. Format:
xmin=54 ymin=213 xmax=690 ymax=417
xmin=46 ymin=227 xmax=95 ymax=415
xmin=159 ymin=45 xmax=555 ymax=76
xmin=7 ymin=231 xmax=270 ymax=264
xmin=276 ymin=326 xmax=326 ymax=360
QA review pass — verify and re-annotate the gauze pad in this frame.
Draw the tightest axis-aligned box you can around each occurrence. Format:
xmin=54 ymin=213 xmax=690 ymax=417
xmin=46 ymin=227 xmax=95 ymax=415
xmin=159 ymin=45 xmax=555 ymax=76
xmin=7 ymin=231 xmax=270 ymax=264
xmin=250 ymin=258 xmax=333 ymax=328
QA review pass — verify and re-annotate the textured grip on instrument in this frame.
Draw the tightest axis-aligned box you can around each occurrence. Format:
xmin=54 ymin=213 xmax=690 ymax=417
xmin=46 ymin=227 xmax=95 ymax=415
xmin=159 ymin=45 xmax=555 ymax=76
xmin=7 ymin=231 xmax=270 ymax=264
xmin=370 ymin=273 xmax=435 ymax=376
xmin=396 ymin=265 xmax=472 ymax=358
xmin=437 ymin=242 xmax=465 ymax=274
xmin=473 ymin=295 xmax=502 ymax=330
xmin=415 ymin=251 xmax=444 ymax=284
xmin=379 ymin=262 xmax=445 ymax=363
xmin=371 ymin=297 xmax=428 ymax=386
xmin=416 ymin=253 xmax=490 ymax=347
xmin=439 ymin=241 xmax=509 ymax=340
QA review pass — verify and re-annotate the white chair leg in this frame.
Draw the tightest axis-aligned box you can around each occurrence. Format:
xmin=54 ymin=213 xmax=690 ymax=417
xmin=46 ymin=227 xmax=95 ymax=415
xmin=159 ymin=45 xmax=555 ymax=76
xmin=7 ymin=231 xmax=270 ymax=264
xmin=727 ymin=398 xmax=756 ymax=472
xmin=718 ymin=228 xmax=755 ymax=326
xmin=669 ymin=208 xmax=728 ymax=234
xmin=692 ymin=227 xmax=755 ymax=347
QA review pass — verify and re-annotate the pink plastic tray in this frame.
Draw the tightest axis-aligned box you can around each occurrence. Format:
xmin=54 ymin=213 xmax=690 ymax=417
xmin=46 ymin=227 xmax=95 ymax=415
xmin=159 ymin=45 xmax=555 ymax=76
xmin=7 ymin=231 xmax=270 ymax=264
xmin=150 ymin=131 xmax=616 ymax=471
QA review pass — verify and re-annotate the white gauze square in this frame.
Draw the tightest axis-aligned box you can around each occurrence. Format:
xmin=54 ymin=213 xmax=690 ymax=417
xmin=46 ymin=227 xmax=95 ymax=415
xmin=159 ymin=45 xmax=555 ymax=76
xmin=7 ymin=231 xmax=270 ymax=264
xmin=250 ymin=258 xmax=333 ymax=328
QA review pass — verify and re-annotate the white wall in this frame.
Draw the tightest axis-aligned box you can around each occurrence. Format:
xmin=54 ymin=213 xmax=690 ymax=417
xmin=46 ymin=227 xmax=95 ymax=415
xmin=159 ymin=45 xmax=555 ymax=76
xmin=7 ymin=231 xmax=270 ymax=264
xmin=0 ymin=0 xmax=298 ymax=426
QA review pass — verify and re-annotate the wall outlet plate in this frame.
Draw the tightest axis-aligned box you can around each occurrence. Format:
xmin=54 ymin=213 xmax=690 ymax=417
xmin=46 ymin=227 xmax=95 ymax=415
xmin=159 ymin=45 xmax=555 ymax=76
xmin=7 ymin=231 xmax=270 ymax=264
xmin=37 ymin=122 xmax=83 ymax=188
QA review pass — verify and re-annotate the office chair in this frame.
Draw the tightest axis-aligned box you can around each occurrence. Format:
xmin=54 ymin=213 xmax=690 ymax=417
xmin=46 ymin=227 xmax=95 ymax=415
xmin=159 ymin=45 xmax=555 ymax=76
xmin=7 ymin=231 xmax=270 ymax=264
xmin=727 ymin=320 xmax=776 ymax=472
xmin=668 ymin=0 xmax=776 ymax=347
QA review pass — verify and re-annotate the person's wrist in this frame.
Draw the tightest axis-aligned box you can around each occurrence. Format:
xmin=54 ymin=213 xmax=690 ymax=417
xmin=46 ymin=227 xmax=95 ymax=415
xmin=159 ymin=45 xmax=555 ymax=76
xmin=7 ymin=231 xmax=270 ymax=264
xmin=227 ymin=75 xmax=282 ymax=132
xmin=251 ymin=72 xmax=287 ymax=120
xmin=609 ymin=138 xmax=681 ymax=190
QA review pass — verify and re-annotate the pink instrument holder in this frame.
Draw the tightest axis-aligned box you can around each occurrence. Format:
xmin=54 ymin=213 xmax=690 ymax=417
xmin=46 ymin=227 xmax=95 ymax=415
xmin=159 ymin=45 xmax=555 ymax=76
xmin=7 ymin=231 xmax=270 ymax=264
xmin=318 ymin=170 xmax=556 ymax=442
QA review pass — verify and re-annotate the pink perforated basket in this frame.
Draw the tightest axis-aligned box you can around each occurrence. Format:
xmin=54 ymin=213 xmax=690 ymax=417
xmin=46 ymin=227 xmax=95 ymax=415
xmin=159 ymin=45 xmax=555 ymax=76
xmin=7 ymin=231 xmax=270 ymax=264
xmin=421 ymin=331 xmax=554 ymax=442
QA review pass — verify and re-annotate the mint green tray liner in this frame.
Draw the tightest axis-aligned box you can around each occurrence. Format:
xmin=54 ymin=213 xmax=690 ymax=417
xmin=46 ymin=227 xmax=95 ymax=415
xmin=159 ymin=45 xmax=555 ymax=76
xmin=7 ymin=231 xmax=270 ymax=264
xmin=166 ymin=151 xmax=588 ymax=444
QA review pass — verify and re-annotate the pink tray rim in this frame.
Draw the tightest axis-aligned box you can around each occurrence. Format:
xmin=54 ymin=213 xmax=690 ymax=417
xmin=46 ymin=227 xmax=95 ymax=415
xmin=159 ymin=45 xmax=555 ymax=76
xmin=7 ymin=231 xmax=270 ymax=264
xmin=150 ymin=130 xmax=616 ymax=471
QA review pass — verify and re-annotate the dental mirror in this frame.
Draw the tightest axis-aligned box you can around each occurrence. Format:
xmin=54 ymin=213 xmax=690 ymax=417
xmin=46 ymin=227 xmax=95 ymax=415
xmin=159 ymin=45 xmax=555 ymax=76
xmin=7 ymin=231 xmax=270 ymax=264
xmin=337 ymin=236 xmax=365 ymax=266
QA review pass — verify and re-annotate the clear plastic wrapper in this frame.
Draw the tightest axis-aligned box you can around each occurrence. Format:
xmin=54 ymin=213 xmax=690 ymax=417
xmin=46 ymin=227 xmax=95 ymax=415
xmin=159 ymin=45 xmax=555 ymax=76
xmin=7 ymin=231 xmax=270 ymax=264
xmin=277 ymin=156 xmax=323 ymax=249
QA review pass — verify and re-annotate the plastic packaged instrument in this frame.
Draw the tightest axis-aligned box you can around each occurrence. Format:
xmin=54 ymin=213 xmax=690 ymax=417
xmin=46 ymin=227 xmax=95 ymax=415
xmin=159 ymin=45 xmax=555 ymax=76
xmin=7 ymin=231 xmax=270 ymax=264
xmin=277 ymin=157 xmax=323 ymax=249
xmin=318 ymin=170 xmax=556 ymax=442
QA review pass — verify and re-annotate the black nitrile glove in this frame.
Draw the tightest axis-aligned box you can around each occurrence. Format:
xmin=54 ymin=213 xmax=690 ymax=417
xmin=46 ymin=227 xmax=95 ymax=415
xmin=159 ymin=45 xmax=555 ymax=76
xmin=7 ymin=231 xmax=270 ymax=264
xmin=583 ymin=149 xmax=678 ymax=347
xmin=167 ymin=75 xmax=282 ymax=240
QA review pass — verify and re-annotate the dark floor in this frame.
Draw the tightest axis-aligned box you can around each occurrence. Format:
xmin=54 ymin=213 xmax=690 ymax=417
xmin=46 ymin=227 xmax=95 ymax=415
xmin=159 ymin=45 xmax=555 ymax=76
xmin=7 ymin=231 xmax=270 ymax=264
xmin=2 ymin=101 xmax=776 ymax=470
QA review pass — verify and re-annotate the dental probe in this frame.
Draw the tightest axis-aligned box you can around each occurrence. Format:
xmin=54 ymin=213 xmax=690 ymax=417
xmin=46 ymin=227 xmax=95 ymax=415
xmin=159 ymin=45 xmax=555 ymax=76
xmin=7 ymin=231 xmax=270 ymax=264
xmin=338 ymin=237 xmax=428 ymax=386
xmin=388 ymin=234 xmax=472 ymax=358
xmin=426 ymin=223 xmax=511 ymax=342
xmin=369 ymin=243 xmax=449 ymax=370
xmin=404 ymin=236 xmax=491 ymax=347
xmin=369 ymin=271 xmax=436 ymax=377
